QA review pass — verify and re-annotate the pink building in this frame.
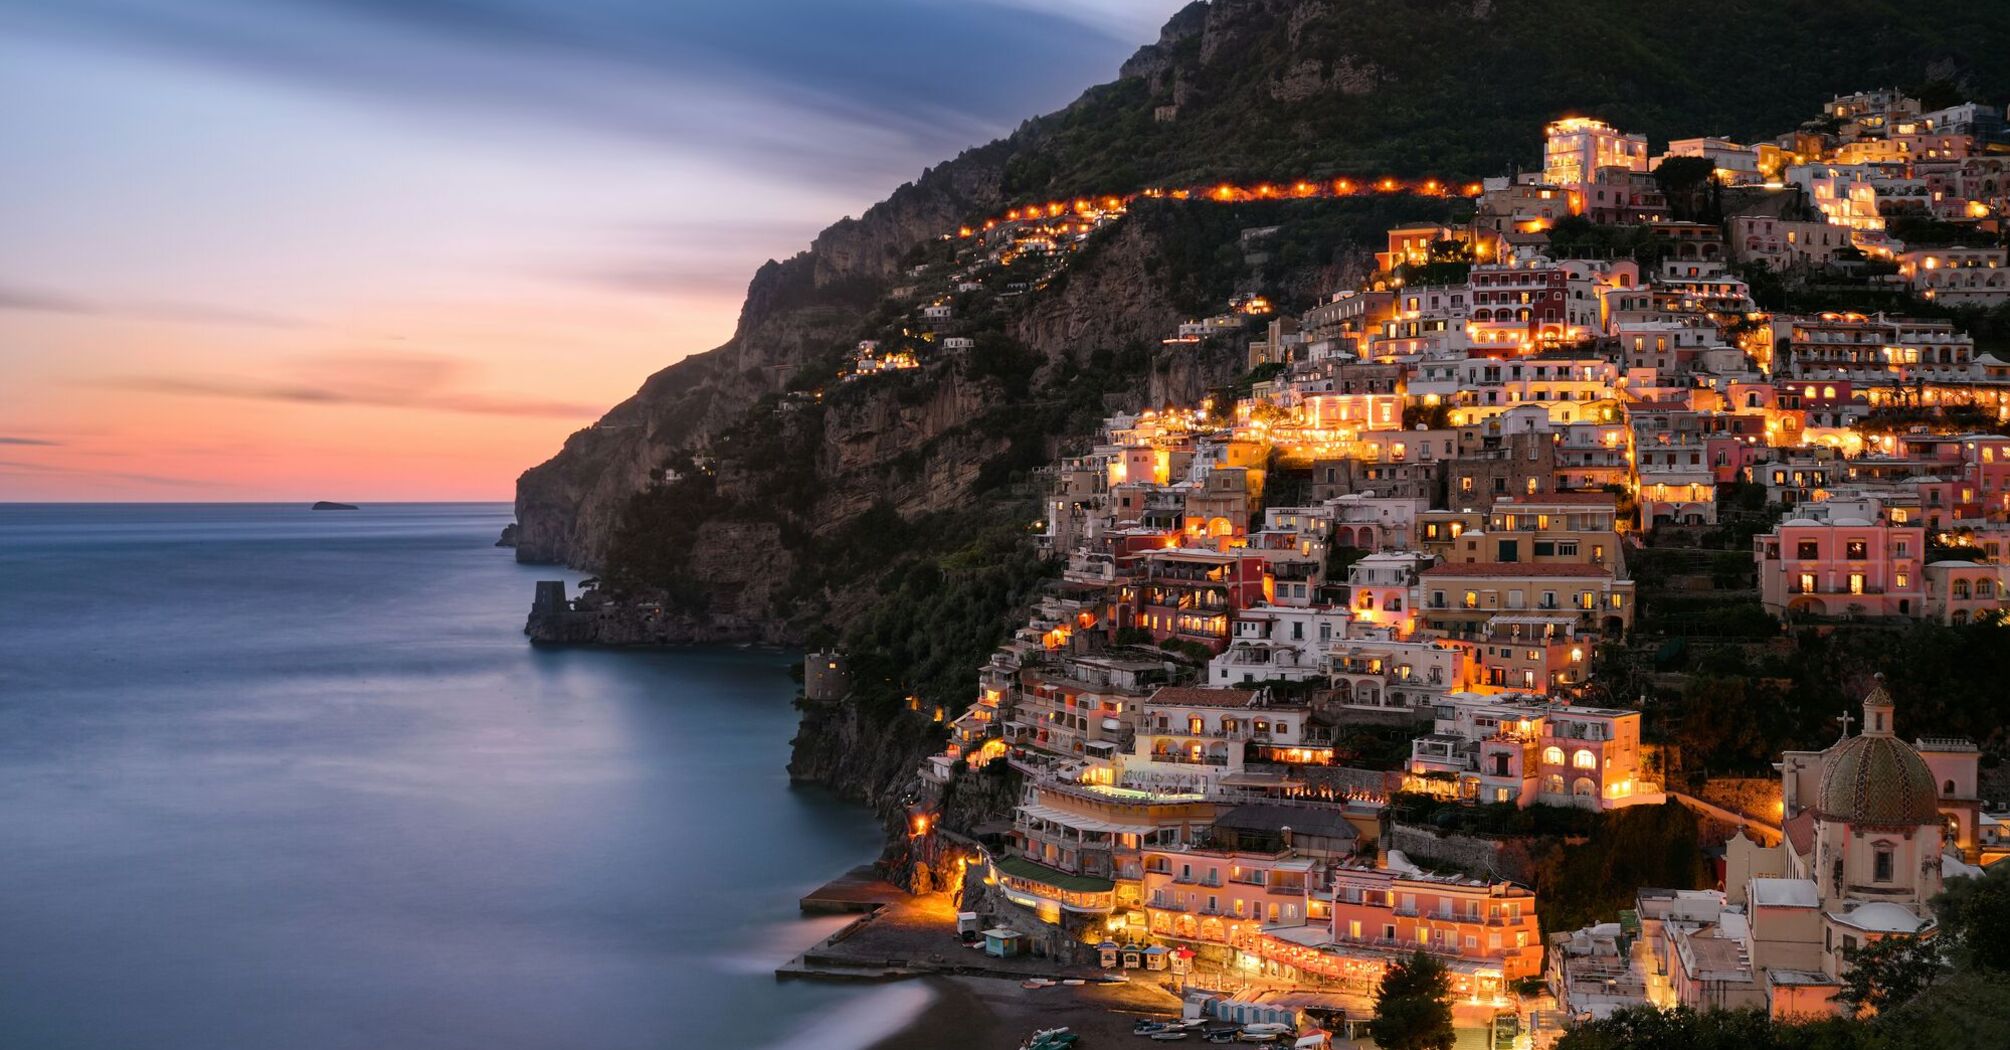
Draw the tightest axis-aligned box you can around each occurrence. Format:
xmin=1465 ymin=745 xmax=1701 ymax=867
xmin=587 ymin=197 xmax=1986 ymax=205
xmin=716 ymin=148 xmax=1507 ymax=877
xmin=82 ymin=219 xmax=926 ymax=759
xmin=1141 ymin=848 xmax=1319 ymax=946
xmin=1409 ymin=697 xmax=1659 ymax=810
xmin=1285 ymin=866 xmax=1542 ymax=998
xmin=1754 ymin=499 xmax=1926 ymax=618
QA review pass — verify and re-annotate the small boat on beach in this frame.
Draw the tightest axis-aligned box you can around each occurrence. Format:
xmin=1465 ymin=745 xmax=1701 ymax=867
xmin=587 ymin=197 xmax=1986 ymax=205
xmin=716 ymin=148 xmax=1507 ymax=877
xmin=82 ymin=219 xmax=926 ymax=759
xmin=1147 ymin=1031 xmax=1190 ymax=1042
xmin=1021 ymin=977 xmax=1056 ymax=989
xmin=1019 ymin=1026 xmax=1078 ymax=1050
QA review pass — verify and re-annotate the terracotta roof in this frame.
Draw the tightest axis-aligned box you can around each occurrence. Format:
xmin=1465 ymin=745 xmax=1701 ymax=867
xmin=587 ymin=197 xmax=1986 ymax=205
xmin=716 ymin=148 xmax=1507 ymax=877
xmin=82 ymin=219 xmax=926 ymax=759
xmin=1147 ymin=686 xmax=1258 ymax=708
xmin=1783 ymin=809 xmax=1816 ymax=857
xmin=1421 ymin=562 xmax=1615 ymax=578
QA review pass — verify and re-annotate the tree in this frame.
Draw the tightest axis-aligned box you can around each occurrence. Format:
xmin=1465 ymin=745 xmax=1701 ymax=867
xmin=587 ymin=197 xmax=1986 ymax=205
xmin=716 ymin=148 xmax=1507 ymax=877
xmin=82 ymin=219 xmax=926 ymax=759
xmin=1932 ymin=859 xmax=2010 ymax=973
xmin=1371 ymin=950 xmax=1455 ymax=1050
xmin=1837 ymin=931 xmax=1943 ymax=1015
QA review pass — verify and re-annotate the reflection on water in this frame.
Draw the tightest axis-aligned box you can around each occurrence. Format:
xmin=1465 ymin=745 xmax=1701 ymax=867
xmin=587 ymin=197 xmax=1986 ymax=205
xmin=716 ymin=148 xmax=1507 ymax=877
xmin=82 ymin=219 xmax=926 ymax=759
xmin=0 ymin=503 xmax=885 ymax=1050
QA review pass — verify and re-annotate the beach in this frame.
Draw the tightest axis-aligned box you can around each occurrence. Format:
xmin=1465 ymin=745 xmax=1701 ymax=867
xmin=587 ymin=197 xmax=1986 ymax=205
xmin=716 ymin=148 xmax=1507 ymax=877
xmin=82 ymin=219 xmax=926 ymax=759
xmin=870 ymin=974 xmax=1184 ymax=1050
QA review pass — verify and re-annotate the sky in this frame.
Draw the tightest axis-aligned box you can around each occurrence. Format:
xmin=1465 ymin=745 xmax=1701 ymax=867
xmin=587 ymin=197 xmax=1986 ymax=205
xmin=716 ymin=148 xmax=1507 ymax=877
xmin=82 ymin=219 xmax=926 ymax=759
xmin=0 ymin=0 xmax=1182 ymax=501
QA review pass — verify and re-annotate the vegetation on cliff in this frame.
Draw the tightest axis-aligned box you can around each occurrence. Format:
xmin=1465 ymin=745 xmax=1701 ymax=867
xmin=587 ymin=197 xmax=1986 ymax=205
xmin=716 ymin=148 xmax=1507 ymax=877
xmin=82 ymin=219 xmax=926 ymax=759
xmin=1001 ymin=0 xmax=2010 ymax=197
xmin=1389 ymin=797 xmax=1709 ymax=935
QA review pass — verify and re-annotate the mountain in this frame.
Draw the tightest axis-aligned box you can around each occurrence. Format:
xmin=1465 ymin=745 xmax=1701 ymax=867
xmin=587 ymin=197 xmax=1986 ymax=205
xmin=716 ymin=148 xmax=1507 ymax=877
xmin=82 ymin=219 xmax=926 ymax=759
xmin=509 ymin=0 xmax=2010 ymax=812
xmin=516 ymin=0 xmax=2010 ymax=573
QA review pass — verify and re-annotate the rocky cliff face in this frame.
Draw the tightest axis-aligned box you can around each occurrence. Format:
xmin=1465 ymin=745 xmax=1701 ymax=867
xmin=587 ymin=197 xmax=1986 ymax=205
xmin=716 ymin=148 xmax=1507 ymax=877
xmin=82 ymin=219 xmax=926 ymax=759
xmin=514 ymin=156 xmax=1010 ymax=568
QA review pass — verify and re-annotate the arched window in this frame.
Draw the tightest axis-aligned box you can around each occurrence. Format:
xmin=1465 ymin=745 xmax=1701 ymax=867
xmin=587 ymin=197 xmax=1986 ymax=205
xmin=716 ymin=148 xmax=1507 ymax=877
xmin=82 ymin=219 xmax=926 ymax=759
xmin=1572 ymin=749 xmax=1596 ymax=770
xmin=1572 ymin=777 xmax=1596 ymax=797
xmin=1953 ymin=580 xmax=1971 ymax=600
xmin=1543 ymin=774 xmax=1565 ymax=795
xmin=1543 ymin=746 xmax=1564 ymax=766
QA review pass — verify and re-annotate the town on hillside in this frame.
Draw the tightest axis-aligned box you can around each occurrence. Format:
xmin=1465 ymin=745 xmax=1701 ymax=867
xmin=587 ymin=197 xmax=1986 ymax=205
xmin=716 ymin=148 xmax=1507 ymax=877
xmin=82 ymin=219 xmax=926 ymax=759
xmin=796 ymin=90 xmax=2010 ymax=1049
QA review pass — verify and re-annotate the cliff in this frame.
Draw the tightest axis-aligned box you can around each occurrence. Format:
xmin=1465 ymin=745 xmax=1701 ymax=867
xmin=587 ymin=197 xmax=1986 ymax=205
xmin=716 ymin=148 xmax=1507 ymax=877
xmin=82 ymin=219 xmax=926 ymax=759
xmin=512 ymin=150 xmax=1012 ymax=567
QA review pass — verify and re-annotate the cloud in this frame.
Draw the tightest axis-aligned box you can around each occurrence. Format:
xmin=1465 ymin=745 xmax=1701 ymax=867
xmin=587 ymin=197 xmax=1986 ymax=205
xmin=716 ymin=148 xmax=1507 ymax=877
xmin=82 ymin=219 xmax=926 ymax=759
xmin=0 ymin=458 xmax=220 ymax=488
xmin=0 ymin=0 xmax=1143 ymax=176
xmin=0 ymin=281 xmax=311 ymax=330
xmin=0 ymin=436 xmax=62 ymax=446
xmin=97 ymin=351 xmax=603 ymax=419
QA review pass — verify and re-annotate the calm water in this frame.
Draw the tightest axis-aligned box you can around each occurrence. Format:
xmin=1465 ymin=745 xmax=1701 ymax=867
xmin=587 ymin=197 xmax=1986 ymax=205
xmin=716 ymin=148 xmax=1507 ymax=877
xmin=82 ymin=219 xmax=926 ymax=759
xmin=0 ymin=503 xmax=901 ymax=1050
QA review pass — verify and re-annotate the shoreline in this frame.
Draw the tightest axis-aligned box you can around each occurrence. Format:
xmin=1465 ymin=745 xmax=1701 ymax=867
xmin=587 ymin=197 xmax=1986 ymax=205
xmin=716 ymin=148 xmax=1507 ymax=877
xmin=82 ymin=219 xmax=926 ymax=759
xmin=867 ymin=974 xmax=1183 ymax=1050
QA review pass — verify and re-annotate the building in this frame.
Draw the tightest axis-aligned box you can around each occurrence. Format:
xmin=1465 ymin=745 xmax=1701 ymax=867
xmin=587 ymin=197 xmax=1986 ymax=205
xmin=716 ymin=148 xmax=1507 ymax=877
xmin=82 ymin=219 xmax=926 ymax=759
xmin=1894 ymin=247 xmax=2010 ymax=307
xmin=1210 ymin=605 xmax=1354 ymax=686
xmin=1753 ymin=498 xmax=1926 ymax=619
xmin=1407 ymin=695 xmax=1659 ymax=809
xmin=1711 ymin=679 xmax=1982 ymax=1016
xmin=1729 ymin=216 xmax=1852 ymax=270
xmin=1442 ymin=493 xmax=1626 ymax=574
xmin=1417 ymin=562 xmax=1633 ymax=640
xmin=1126 ymin=548 xmax=1270 ymax=653
xmin=1545 ymin=117 xmax=1649 ymax=188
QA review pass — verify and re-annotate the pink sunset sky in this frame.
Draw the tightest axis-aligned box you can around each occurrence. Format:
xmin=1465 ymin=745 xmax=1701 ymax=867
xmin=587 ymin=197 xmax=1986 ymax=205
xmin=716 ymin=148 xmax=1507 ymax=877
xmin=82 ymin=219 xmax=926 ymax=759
xmin=0 ymin=0 xmax=1174 ymax=501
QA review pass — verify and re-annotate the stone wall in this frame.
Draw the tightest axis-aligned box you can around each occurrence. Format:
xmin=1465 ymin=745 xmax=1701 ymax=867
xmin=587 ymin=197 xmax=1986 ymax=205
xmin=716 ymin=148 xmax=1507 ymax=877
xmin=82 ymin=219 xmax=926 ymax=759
xmin=1697 ymin=776 xmax=1783 ymax=826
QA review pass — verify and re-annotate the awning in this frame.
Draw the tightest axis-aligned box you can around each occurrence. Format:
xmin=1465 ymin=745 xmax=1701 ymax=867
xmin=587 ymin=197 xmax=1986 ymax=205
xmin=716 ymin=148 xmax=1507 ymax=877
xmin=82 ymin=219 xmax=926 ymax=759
xmin=1018 ymin=800 xmax=1164 ymax=835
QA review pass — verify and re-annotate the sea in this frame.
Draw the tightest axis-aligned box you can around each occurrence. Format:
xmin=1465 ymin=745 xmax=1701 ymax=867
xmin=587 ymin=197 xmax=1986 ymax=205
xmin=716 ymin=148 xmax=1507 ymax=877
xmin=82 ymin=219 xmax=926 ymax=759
xmin=0 ymin=502 xmax=928 ymax=1050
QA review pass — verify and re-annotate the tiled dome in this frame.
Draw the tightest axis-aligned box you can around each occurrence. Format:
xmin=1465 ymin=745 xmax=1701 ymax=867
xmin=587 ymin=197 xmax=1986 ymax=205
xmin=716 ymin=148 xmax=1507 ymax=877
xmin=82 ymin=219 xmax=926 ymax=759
xmin=1817 ymin=681 xmax=1940 ymax=827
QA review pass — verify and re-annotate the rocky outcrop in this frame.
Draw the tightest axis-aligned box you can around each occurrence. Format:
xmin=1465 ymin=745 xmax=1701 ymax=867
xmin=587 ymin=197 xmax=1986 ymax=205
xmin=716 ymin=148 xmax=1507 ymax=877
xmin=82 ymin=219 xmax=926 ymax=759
xmin=788 ymin=699 xmax=941 ymax=811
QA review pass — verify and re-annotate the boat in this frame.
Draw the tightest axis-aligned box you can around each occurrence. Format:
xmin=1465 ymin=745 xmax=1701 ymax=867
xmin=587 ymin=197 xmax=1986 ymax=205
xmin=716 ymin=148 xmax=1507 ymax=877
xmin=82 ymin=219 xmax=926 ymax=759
xmin=1235 ymin=1033 xmax=1281 ymax=1044
xmin=1134 ymin=1020 xmax=1173 ymax=1035
xmin=1019 ymin=1026 xmax=1077 ymax=1050
xmin=1240 ymin=1024 xmax=1291 ymax=1035
xmin=1061 ymin=978 xmax=1087 ymax=986
xmin=1148 ymin=1031 xmax=1190 ymax=1042
xmin=1021 ymin=977 xmax=1056 ymax=989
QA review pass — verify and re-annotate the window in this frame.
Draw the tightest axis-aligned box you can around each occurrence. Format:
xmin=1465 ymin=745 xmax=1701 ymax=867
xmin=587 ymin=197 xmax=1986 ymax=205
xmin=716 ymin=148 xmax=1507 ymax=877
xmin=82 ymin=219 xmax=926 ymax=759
xmin=1849 ymin=573 xmax=1866 ymax=596
xmin=1543 ymin=746 xmax=1564 ymax=766
xmin=1797 ymin=540 xmax=1820 ymax=559
xmin=1572 ymin=749 xmax=1596 ymax=770
xmin=1798 ymin=573 xmax=1817 ymax=594
xmin=1874 ymin=845 xmax=1894 ymax=882
xmin=1846 ymin=540 xmax=1868 ymax=560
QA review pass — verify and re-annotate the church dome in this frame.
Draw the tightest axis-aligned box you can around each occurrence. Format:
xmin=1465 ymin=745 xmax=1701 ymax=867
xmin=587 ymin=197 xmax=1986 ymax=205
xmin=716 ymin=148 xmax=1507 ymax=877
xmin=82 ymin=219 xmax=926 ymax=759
xmin=1816 ymin=679 xmax=1940 ymax=827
